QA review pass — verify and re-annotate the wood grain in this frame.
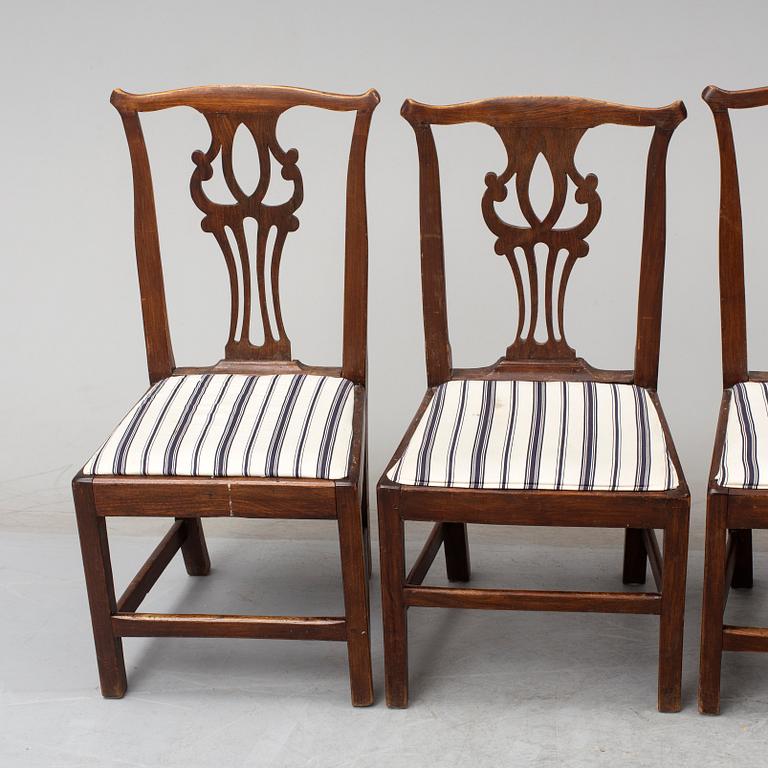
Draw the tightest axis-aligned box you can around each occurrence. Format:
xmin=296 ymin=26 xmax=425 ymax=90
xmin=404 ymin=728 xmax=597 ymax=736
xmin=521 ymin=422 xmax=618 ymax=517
xmin=112 ymin=613 xmax=347 ymax=641
xmin=92 ymin=476 xmax=337 ymax=518
xmin=722 ymin=626 xmax=768 ymax=652
xmin=404 ymin=586 xmax=662 ymax=614
xmin=401 ymin=95 xmax=685 ymax=129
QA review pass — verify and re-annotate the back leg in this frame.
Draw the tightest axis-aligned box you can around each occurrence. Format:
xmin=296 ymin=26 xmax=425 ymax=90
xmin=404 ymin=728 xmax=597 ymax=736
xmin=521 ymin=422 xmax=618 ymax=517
xmin=730 ymin=529 xmax=753 ymax=589
xmin=623 ymin=528 xmax=648 ymax=585
xmin=443 ymin=523 xmax=471 ymax=582
xmin=178 ymin=517 xmax=211 ymax=576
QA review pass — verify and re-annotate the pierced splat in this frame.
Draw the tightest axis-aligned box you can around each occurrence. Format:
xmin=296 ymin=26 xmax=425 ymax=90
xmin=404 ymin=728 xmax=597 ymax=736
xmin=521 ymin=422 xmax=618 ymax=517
xmin=190 ymin=110 xmax=302 ymax=361
xmin=482 ymin=127 xmax=601 ymax=361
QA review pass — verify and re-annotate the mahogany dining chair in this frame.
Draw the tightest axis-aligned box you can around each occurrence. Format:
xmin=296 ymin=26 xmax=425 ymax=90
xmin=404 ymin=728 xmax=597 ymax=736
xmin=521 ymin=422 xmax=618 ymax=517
xmin=73 ymin=84 xmax=379 ymax=706
xmin=699 ymin=84 xmax=768 ymax=715
xmin=378 ymin=93 xmax=690 ymax=712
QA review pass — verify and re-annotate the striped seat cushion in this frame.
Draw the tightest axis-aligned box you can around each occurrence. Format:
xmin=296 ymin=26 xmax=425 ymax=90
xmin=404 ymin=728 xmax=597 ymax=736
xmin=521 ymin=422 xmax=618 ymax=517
xmin=716 ymin=381 xmax=768 ymax=489
xmin=83 ymin=373 xmax=355 ymax=479
xmin=387 ymin=379 xmax=678 ymax=491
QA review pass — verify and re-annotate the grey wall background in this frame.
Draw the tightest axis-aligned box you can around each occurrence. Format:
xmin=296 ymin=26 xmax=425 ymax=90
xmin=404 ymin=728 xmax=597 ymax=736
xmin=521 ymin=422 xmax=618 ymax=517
xmin=2 ymin=0 xmax=768 ymax=544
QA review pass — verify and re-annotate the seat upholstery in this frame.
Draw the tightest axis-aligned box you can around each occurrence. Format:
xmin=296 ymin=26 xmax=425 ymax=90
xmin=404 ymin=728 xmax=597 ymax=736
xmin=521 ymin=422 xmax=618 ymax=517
xmin=387 ymin=379 xmax=678 ymax=491
xmin=83 ymin=373 xmax=355 ymax=479
xmin=716 ymin=381 xmax=768 ymax=489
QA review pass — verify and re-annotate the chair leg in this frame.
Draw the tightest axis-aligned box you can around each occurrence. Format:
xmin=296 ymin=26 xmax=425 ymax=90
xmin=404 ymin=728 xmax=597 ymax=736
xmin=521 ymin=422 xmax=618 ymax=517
xmin=73 ymin=478 xmax=127 ymax=698
xmin=622 ymin=527 xmax=648 ymax=585
xmin=699 ymin=494 xmax=728 ymax=714
xmin=337 ymin=484 xmax=374 ymax=706
xmin=443 ymin=522 xmax=471 ymax=582
xmin=178 ymin=518 xmax=211 ymax=576
xmin=361 ymin=458 xmax=372 ymax=580
xmin=658 ymin=505 xmax=689 ymax=713
xmin=730 ymin=529 xmax=753 ymax=589
xmin=377 ymin=485 xmax=409 ymax=707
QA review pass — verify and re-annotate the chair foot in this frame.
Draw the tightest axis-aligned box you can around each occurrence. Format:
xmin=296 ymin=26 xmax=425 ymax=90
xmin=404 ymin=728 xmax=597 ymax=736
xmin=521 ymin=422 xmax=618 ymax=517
xmin=658 ymin=507 xmax=689 ymax=713
xmin=443 ymin=522 xmax=471 ymax=582
xmin=386 ymin=694 xmax=409 ymax=709
xmin=101 ymin=685 xmax=128 ymax=700
xmin=179 ymin=517 xmax=211 ymax=576
xmin=698 ymin=698 xmax=721 ymax=715
xmin=622 ymin=528 xmax=647 ymax=585
xmin=378 ymin=485 xmax=409 ymax=708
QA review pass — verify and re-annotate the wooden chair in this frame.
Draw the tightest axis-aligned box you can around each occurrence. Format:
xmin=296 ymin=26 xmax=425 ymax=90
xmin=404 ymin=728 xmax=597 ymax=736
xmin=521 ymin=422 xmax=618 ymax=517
xmin=378 ymin=94 xmax=690 ymax=712
xmin=72 ymin=85 xmax=379 ymax=706
xmin=699 ymin=84 xmax=768 ymax=715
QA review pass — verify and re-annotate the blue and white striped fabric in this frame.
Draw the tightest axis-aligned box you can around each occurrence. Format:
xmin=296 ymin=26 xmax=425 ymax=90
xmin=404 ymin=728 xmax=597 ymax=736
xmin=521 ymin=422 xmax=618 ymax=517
xmin=387 ymin=380 xmax=677 ymax=491
xmin=83 ymin=373 xmax=355 ymax=479
xmin=716 ymin=381 xmax=768 ymax=489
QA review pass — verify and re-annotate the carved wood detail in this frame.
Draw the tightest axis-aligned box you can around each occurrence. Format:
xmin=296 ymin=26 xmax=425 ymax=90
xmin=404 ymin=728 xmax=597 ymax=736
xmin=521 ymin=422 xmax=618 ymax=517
xmin=191 ymin=111 xmax=302 ymax=361
xmin=482 ymin=127 xmax=601 ymax=360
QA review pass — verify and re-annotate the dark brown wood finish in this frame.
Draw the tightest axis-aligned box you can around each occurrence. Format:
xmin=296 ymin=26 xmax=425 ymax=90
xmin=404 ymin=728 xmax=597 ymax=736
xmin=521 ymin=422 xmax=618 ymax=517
xmin=111 ymin=613 xmax=348 ymax=641
xmin=379 ymin=93 xmax=689 ymax=712
xmin=404 ymin=586 xmax=662 ymax=614
xmin=623 ymin=528 xmax=649 ymax=585
xmin=73 ymin=84 xmax=378 ymax=706
xmin=699 ymin=84 xmax=768 ymax=715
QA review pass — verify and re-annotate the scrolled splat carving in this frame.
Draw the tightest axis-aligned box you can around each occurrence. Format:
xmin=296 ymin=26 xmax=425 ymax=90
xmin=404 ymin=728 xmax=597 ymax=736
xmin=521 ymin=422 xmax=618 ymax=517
xmin=482 ymin=127 xmax=601 ymax=361
xmin=190 ymin=111 xmax=303 ymax=360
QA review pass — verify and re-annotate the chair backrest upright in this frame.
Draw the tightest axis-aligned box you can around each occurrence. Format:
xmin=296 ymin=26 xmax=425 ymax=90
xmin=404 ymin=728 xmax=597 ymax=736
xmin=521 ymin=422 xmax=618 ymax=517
xmin=702 ymin=85 xmax=768 ymax=389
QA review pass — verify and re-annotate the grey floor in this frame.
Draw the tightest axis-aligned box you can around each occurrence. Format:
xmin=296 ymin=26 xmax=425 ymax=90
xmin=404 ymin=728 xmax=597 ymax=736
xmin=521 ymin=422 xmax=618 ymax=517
xmin=3 ymin=520 xmax=768 ymax=767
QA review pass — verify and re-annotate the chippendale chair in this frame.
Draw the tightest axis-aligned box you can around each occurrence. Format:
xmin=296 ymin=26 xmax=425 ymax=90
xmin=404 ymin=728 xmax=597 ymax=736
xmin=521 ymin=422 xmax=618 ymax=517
xmin=378 ymin=94 xmax=690 ymax=712
xmin=699 ymin=84 xmax=768 ymax=715
xmin=72 ymin=85 xmax=378 ymax=706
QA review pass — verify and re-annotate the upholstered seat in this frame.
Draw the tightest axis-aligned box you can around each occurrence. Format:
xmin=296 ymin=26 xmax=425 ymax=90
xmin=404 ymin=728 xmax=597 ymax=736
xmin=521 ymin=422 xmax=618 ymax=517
xmin=387 ymin=379 xmax=678 ymax=491
xmin=716 ymin=381 xmax=768 ymax=489
xmin=83 ymin=373 xmax=355 ymax=479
